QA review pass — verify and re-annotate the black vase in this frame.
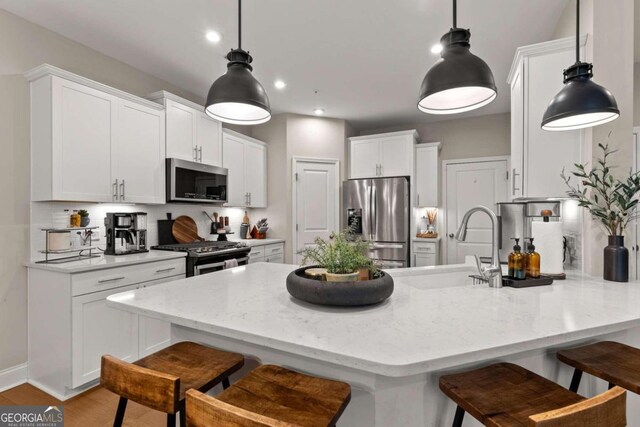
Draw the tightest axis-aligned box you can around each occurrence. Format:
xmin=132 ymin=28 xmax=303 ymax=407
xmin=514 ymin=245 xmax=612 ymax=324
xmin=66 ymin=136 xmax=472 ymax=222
xmin=604 ymin=235 xmax=628 ymax=282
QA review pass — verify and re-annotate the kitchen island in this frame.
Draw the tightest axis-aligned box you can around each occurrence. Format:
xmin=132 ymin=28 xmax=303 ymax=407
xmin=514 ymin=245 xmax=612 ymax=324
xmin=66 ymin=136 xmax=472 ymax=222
xmin=107 ymin=262 xmax=640 ymax=426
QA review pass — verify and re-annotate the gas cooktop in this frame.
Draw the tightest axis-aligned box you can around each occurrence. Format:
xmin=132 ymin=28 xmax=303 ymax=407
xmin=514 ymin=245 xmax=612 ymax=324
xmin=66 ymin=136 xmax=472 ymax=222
xmin=152 ymin=241 xmax=248 ymax=257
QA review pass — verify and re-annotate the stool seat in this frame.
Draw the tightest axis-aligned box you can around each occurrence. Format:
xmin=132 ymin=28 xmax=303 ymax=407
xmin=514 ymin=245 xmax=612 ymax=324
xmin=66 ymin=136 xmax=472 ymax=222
xmin=557 ymin=341 xmax=640 ymax=394
xmin=134 ymin=341 xmax=244 ymax=401
xmin=187 ymin=364 xmax=351 ymax=427
xmin=440 ymin=363 xmax=585 ymax=426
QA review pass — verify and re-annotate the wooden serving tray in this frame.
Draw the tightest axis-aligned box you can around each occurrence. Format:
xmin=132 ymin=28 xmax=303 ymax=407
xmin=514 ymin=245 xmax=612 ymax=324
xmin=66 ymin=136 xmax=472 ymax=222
xmin=503 ymin=276 xmax=554 ymax=288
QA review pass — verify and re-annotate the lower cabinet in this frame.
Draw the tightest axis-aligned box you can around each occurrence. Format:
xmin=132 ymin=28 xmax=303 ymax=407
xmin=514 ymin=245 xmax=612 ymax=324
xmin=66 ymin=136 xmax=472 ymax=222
xmin=413 ymin=240 xmax=440 ymax=267
xmin=248 ymin=243 xmax=285 ymax=264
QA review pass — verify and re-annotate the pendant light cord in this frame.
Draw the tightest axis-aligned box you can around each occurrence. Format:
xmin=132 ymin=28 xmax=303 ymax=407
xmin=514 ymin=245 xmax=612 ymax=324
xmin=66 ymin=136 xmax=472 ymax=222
xmin=238 ymin=0 xmax=242 ymax=50
xmin=452 ymin=0 xmax=457 ymax=28
xmin=575 ymin=0 xmax=580 ymax=63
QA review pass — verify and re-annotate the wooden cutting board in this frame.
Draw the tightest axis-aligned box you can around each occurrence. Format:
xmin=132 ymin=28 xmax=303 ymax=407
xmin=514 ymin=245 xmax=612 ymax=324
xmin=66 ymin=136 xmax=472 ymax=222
xmin=172 ymin=216 xmax=203 ymax=243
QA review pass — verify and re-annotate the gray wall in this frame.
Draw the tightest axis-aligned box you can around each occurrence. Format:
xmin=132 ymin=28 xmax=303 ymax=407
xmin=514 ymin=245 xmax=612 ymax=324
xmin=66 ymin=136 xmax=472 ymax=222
xmin=359 ymin=112 xmax=511 ymax=160
xmin=0 ymin=9 xmax=208 ymax=372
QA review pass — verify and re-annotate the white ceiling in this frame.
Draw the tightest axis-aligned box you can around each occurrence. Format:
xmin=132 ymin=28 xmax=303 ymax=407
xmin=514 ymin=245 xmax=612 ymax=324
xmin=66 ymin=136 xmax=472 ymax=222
xmin=0 ymin=0 xmax=569 ymax=129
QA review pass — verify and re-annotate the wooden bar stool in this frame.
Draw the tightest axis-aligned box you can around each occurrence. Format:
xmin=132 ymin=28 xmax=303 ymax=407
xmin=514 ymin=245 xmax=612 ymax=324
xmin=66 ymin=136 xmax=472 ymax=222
xmin=101 ymin=341 xmax=244 ymax=427
xmin=185 ymin=364 xmax=351 ymax=427
xmin=439 ymin=362 xmax=626 ymax=427
xmin=557 ymin=341 xmax=640 ymax=393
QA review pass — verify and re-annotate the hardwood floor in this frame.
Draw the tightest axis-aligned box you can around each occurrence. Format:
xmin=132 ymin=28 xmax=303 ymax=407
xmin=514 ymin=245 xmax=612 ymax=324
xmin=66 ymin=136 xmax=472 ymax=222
xmin=0 ymin=383 xmax=166 ymax=426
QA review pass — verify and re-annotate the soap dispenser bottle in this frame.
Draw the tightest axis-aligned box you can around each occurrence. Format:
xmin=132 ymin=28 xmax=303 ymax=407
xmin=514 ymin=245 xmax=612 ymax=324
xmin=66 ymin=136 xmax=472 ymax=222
xmin=508 ymin=238 xmax=526 ymax=280
xmin=525 ymin=238 xmax=541 ymax=278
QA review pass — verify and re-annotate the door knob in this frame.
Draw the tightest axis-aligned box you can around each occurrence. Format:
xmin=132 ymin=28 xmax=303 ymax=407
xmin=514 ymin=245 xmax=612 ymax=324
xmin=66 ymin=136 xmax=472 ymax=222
xmin=449 ymin=233 xmax=454 ymax=238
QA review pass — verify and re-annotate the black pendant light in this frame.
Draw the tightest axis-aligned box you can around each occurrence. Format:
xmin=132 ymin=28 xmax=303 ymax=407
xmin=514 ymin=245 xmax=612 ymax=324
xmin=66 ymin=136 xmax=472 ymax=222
xmin=205 ymin=0 xmax=271 ymax=125
xmin=418 ymin=0 xmax=497 ymax=115
xmin=541 ymin=0 xmax=619 ymax=131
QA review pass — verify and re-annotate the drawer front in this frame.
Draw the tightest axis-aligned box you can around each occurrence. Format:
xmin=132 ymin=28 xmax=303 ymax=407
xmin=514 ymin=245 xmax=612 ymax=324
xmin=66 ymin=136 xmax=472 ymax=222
xmin=414 ymin=242 xmax=437 ymax=253
xmin=415 ymin=253 xmax=436 ymax=267
xmin=264 ymin=243 xmax=284 ymax=256
xmin=72 ymin=258 xmax=185 ymax=296
xmin=265 ymin=253 xmax=284 ymax=264
xmin=249 ymin=246 xmax=265 ymax=258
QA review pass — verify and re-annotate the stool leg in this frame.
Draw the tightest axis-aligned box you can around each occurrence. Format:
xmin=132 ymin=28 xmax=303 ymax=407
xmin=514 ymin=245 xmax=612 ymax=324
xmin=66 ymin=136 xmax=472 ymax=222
xmin=609 ymin=382 xmax=615 ymax=390
xmin=113 ymin=397 xmax=128 ymax=427
xmin=167 ymin=413 xmax=176 ymax=427
xmin=452 ymin=406 xmax=465 ymax=427
xmin=222 ymin=378 xmax=231 ymax=389
xmin=569 ymin=368 xmax=583 ymax=393
xmin=179 ymin=402 xmax=186 ymax=427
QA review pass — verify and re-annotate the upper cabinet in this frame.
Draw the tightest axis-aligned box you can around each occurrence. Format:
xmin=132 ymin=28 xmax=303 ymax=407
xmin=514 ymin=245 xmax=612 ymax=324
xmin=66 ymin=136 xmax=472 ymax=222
xmin=348 ymin=130 xmax=417 ymax=179
xmin=222 ymin=129 xmax=267 ymax=208
xmin=147 ymin=91 xmax=222 ymax=167
xmin=508 ymin=36 xmax=586 ymax=199
xmin=27 ymin=65 xmax=166 ymax=204
xmin=415 ymin=142 xmax=441 ymax=208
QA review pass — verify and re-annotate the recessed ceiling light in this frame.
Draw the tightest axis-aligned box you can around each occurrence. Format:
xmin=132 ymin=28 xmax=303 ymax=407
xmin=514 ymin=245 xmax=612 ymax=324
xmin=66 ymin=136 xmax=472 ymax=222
xmin=274 ymin=80 xmax=286 ymax=89
xmin=314 ymin=108 xmax=325 ymax=116
xmin=206 ymin=31 xmax=222 ymax=43
xmin=430 ymin=43 xmax=443 ymax=54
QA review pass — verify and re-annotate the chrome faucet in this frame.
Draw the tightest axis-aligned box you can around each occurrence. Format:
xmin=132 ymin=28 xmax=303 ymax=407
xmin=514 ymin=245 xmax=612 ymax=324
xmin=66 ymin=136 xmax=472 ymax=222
xmin=455 ymin=205 xmax=503 ymax=288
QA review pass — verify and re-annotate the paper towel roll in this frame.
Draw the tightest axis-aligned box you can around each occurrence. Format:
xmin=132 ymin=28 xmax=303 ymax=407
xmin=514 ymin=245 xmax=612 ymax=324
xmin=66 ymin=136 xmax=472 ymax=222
xmin=531 ymin=221 xmax=564 ymax=275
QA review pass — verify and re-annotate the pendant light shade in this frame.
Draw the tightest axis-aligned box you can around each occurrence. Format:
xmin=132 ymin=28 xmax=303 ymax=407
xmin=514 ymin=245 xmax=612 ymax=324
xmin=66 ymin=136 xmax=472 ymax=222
xmin=418 ymin=28 xmax=497 ymax=114
xmin=205 ymin=0 xmax=271 ymax=125
xmin=541 ymin=0 xmax=619 ymax=131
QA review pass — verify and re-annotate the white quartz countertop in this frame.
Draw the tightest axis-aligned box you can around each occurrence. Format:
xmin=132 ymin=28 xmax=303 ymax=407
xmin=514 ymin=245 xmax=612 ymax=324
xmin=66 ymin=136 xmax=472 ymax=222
xmin=106 ymin=262 xmax=640 ymax=377
xmin=26 ymin=250 xmax=186 ymax=273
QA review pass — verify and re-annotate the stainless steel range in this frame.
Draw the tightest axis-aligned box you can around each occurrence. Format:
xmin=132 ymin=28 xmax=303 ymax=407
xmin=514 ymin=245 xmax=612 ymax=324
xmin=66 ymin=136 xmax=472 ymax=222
xmin=152 ymin=240 xmax=250 ymax=277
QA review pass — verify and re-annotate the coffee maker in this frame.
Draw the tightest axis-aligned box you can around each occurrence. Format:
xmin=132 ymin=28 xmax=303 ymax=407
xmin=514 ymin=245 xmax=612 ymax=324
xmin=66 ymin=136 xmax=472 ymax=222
xmin=104 ymin=212 xmax=148 ymax=255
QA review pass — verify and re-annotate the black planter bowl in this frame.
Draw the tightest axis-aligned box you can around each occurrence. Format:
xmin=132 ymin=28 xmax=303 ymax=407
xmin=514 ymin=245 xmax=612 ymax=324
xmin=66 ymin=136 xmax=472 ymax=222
xmin=286 ymin=266 xmax=394 ymax=307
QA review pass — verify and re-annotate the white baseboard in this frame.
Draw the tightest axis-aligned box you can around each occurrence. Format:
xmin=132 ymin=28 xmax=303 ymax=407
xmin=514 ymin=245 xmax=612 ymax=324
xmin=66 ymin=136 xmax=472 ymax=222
xmin=27 ymin=378 xmax=98 ymax=402
xmin=0 ymin=363 xmax=28 ymax=393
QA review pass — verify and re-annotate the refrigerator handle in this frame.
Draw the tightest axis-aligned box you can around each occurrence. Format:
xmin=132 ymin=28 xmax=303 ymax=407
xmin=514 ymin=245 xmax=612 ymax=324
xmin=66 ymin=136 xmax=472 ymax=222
xmin=367 ymin=184 xmax=373 ymax=241
xmin=371 ymin=185 xmax=377 ymax=241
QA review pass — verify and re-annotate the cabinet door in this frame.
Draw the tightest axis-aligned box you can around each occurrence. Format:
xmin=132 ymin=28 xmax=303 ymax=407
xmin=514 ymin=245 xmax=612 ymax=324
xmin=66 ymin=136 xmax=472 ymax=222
xmin=197 ymin=113 xmax=222 ymax=166
xmin=244 ymin=142 xmax=267 ymax=208
xmin=222 ymin=133 xmax=247 ymax=206
xmin=380 ymin=136 xmax=413 ymax=177
xmin=53 ymin=77 xmax=115 ymax=202
xmin=415 ymin=145 xmax=439 ymax=207
xmin=414 ymin=253 xmax=436 ymax=267
xmin=350 ymin=139 xmax=380 ymax=178
xmin=138 ymin=276 xmax=182 ymax=358
xmin=510 ymin=66 xmax=525 ymax=199
xmin=72 ymin=284 xmax=138 ymax=388
xmin=165 ymin=99 xmax=197 ymax=162
xmin=265 ymin=254 xmax=284 ymax=264
xmin=113 ymin=99 xmax=165 ymax=204
xmin=525 ymin=49 xmax=581 ymax=198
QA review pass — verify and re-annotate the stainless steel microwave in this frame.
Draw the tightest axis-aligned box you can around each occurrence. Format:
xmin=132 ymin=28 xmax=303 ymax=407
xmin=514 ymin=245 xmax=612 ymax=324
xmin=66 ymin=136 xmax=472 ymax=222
xmin=166 ymin=158 xmax=228 ymax=203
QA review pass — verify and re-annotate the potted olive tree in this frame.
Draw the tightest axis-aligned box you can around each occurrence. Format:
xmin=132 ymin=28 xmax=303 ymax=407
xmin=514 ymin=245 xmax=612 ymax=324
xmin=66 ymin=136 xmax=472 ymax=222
xmin=299 ymin=227 xmax=378 ymax=282
xmin=562 ymin=141 xmax=640 ymax=282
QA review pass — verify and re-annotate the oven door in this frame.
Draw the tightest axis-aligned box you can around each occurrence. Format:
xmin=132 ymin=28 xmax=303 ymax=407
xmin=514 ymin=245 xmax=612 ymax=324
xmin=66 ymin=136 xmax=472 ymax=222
xmin=167 ymin=158 xmax=228 ymax=203
xmin=193 ymin=256 xmax=249 ymax=276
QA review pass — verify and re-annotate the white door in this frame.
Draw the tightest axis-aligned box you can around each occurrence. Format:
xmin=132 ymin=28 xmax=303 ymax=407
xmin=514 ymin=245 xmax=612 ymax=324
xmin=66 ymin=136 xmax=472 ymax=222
xmin=165 ymin=99 xmax=196 ymax=162
xmin=222 ymin=133 xmax=247 ymax=207
xmin=350 ymin=139 xmax=379 ymax=178
xmin=379 ymin=136 xmax=412 ymax=177
xmin=244 ymin=142 xmax=267 ymax=208
xmin=54 ymin=77 xmax=115 ymax=202
xmin=71 ymin=284 xmax=139 ymax=388
xmin=294 ymin=159 xmax=339 ymax=264
xmin=197 ymin=112 xmax=222 ymax=166
xmin=113 ymin=99 xmax=165 ymax=204
xmin=445 ymin=159 xmax=509 ymax=264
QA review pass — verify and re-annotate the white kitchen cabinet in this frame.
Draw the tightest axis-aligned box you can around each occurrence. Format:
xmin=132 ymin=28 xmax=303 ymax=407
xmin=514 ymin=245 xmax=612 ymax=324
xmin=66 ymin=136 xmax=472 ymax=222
xmin=222 ymin=129 xmax=267 ymax=208
xmin=113 ymin=99 xmax=165 ymax=204
xmin=248 ymin=242 xmax=284 ymax=263
xmin=348 ymin=130 xmax=418 ymax=179
xmin=28 ymin=257 xmax=185 ymax=399
xmin=26 ymin=65 xmax=166 ymax=204
xmin=148 ymin=91 xmax=223 ymax=167
xmin=415 ymin=142 xmax=441 ymax=207
xmin=412 ymin=240 xmax=440 ymax=267
xmin=508 ymin=37 xmax=585 ymax=199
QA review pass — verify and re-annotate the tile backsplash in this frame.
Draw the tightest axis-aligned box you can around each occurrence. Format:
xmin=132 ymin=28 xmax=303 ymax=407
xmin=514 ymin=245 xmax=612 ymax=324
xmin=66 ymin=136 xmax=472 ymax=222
xmin=30 ymin=202 xmax=255 ymax=261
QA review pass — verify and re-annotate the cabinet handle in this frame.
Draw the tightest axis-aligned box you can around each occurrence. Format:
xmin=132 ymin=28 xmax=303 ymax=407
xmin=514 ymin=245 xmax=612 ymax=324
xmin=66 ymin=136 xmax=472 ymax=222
xmin=98 ymin=276 xmax=125 ymax=284
xmin=113 ymin=179 xmax=119 ymax=200
xmin=376 ymin=164 xmax=380 ymax=176
xmin=155 ymin=267 xmax=176 ymax=273
xmin=248 ymin=192 xmax=251 ymax=206
xmin=120 ymin=180 xmax=125 ymax=200
xmin=198 ymin=146 xmax=202 ymax=162
xmin=417 ymin=193 xmax=420 ymax=206
xmin=193 ymin=146 xmax=198 ymax=161
xmin=512 ymin=168 xmax=521 ymax=195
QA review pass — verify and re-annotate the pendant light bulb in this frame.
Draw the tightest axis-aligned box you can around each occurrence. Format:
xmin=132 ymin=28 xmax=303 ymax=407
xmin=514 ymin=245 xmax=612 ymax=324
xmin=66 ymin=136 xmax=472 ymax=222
xmin=205 ymin=0 xmax=271 ymax=125
xmin=417 ymin=0 xmax=497 ymax=115
xmin=541 ymin=0 xmax=619 ymax=131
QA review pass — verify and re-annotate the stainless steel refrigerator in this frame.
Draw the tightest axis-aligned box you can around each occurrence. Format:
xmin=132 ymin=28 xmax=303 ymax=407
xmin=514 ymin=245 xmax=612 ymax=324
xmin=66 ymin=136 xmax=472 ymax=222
xmin=344 ymin=177 xmax=410 ymax=268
